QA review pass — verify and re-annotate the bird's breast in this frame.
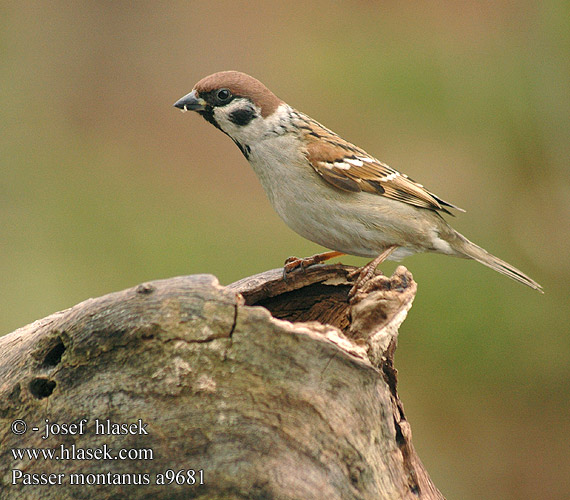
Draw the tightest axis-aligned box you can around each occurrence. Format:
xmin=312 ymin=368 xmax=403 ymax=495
xmin=244 ymin=135 xmax=446 ymax=258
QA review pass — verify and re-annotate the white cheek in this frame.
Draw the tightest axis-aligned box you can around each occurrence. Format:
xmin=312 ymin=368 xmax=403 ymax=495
xmin=213 ymin=100 xmax=263 ymax=143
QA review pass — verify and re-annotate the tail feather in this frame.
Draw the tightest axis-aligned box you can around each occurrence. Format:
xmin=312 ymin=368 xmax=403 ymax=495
xmin=452 ymin=232 xmax=543 ymax=293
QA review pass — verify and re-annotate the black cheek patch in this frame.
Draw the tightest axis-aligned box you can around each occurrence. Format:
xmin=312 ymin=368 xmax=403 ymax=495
xmin=229 ymin=107 xmax=256 ymax=126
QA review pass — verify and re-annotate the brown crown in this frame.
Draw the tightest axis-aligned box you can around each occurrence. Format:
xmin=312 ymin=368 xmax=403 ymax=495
xmin=194 ymin=71 xmax=283 ymax=118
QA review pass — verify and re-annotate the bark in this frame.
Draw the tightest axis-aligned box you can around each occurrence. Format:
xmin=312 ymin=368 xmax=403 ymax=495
xmin=0 ymin=264 xmax=444 ymax=500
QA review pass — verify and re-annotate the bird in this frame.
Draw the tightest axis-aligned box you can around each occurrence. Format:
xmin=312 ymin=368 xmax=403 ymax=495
xmin=173 ymin=71 xmax=542 ymax=293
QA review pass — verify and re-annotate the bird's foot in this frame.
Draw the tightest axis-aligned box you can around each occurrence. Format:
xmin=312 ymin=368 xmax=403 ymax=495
xmin=348 ymin=246 xmax=398 ymax=298
xmin=283 ymin=251 xmax=345 ymax=279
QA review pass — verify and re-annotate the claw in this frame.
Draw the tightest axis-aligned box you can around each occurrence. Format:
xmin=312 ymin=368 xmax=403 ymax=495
xmin=282 ymin=251 xmax=346 ymax=280
xmin=283 ymin=256 xmax=303 ymax=280
xmin=347 ymin=246 xmax=398 ymax=299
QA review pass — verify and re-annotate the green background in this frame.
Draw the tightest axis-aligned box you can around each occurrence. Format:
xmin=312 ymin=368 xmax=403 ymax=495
xmin=2 ymin=2 xmax=568 ymax=499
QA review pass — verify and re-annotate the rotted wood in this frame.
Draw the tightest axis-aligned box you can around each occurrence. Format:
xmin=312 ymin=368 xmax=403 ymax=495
xmin=0 ymin=264 xmax=443 ymax=500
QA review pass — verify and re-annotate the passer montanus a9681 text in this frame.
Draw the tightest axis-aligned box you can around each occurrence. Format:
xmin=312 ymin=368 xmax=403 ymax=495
xmin=174 ymin=71 xmax=542 ymax=293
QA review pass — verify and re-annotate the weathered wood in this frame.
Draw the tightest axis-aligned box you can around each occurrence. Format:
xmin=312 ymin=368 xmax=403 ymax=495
xmin=0 ymin=265 xmax=444 ymax=499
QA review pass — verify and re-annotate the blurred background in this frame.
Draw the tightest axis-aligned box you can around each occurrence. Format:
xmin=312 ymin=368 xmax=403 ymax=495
xmin=1 ymin=1 xmax=568 ymax=498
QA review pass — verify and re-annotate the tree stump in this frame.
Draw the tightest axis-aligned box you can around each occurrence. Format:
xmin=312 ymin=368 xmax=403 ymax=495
xmin=0 ymin=264 xmax=444 ymax=499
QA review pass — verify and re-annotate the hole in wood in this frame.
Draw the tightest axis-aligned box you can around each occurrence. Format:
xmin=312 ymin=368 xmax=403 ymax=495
xmin=252 ymin=283 xmax=351 ymax=333
xmin=29 ymin=378 xmax=56 ymax=399
xmin=42 ymin=337 xmax=66 ymax=367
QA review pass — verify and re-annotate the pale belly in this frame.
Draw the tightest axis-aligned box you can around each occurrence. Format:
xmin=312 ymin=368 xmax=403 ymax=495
xmin=247 ymin=138 xmax=453 ymax=260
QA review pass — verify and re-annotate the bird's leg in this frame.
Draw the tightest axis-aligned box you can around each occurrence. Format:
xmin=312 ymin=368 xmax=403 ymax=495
xmin=283 ymin=251 xmax=345 ymax=278
xmin=348 ymin=246 xmax=398 ymax=297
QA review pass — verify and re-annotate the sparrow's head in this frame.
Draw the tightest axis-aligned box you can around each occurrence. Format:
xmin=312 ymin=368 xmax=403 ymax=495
xmin=174 ymin=71 xmax=283 ymax=144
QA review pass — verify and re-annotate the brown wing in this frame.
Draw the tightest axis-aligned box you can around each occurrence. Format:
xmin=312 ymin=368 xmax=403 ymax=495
xmin=301 ymin=115 xmax=464 ymax=215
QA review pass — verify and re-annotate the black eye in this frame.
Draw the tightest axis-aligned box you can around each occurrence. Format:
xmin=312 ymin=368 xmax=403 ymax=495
xmin=216 ymin=88 xmax=232 ymax=103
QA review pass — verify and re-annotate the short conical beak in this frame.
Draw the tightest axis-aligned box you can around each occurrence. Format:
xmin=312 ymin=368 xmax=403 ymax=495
xmin=173 ymin=90 xmax=207 ymax=112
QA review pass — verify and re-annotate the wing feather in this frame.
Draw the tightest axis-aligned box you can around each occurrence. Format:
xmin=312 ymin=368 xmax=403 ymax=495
xmin=300 ymin=114 xmax=464 ymax=215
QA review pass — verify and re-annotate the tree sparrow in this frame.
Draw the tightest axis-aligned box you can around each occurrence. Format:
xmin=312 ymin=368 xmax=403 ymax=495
xmin=174 ymin=71 xmax=542 ymax=293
